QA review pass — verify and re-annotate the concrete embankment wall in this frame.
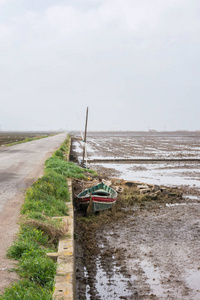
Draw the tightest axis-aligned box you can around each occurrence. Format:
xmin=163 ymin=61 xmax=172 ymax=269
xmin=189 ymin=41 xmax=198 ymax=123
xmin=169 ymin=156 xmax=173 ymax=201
xmin=52 ymin=180 xmax=75 ymax=300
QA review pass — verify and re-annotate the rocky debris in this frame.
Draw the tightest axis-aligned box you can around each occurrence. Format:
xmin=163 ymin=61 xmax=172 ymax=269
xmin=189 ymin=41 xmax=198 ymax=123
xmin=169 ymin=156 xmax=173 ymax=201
xmin=111 ymin=179 xmax=183 ymax=202
xmin=102 ymin=179 xmax=112 ymax=186
xmin=138 ymin=186 xmax=152 ymax=194
xmin=113 ymin=186 xmax=124 ymax=193
xmin=124 ymin=181 xmax=139 ymax=187
xmin=160 ymin=187 xmax=168 ymax=194
xmin=146 ymin=193 xmax=158 ymax=200
xmin=153 ymin=184 xmax=161 ymax=192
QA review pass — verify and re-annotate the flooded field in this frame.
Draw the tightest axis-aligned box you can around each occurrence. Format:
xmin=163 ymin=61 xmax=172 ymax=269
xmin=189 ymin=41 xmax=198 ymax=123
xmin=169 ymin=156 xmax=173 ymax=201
xmin=0 ymin=131 xmax=56 ymax=146
xmin=74 ymin=131 xmax=200 ymax=160
xmin=72 ymin=132 xmax=200 ymax=299
xmin=73 ymin=131 xmax=200 ymax=190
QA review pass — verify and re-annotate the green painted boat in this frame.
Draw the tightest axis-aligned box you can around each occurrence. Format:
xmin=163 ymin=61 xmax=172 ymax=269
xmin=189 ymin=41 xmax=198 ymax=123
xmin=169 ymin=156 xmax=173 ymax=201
xmin=77 ymin=182 xmax=117 ymax=213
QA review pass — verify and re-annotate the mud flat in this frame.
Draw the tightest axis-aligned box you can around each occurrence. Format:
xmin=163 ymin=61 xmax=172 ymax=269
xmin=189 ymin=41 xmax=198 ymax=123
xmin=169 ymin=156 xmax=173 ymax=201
xmin=72 ymin=132 xmax=200 ymax=299
xmin=0 ymin=131 xmax=57 ymax=146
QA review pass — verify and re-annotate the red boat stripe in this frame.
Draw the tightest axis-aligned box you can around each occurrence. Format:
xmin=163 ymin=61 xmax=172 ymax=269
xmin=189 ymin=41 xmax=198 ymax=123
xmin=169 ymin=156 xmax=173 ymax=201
xmin=78 ymin=197 xmax=117 ymax=203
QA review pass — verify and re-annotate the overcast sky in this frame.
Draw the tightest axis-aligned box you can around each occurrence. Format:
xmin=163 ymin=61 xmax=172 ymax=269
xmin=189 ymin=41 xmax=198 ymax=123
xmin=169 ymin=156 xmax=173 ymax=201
xmin=0 ymin=0 xmax=200 ymax=131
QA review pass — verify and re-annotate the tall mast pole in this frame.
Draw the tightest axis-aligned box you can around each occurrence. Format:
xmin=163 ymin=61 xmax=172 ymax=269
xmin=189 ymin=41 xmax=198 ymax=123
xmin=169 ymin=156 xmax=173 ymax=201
xmin=82 ymin=107 xmax=88 ymax=167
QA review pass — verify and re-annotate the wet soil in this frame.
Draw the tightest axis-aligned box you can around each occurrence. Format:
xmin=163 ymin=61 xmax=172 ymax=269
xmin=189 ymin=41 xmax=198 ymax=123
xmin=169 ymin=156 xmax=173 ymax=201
xmin=74 ymin=178 xmax=198 ymax=299
xmin=0 ymin=131 xmax=56 ymax=146
xmin=96 ymin=203 xmax=200 ymax=299
xmin=73 ymin=132 xmax=200 ymax=299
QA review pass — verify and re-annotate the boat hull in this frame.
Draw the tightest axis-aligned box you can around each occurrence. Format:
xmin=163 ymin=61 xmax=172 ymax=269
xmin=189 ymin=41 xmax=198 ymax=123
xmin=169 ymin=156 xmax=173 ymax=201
xmin=77 ymin=182 xmax=117 ymax=213
xmin=79 ymin=196 xmax=117 ymax=212
xmin=92 ymin=199 xmax=116 ymax=212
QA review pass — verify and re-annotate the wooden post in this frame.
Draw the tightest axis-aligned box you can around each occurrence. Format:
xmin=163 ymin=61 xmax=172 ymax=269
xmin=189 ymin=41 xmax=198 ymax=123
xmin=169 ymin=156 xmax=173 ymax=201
xmin=82 ymin=107 xmax=88 ymax=167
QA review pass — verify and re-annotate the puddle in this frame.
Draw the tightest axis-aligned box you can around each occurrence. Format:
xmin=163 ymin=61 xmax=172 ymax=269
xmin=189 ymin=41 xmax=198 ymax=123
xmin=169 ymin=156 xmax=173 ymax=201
xmin=84 ymin=266 xmax=90 ymax=298
xmin=166 ymin=203 xmax=200 ymax=207
xmin=73 ymin=141 xmax=84 ymax=154
xmin=140 ymin=259 xmax=165 ymax=296
xmin=166 ymin=203 xmax=187 ymax=207
xmin=183 ymin=195 xmax=200 ymax=201
xmin=121 ymin=206 xmax=139 ymax=212
xmin=99 ymin=162 xmax=200 ymax=189
xmin=93 ymin=257 xmax=135 ymax=299
xmin=186 ymin=270 xmax=200 ymax=300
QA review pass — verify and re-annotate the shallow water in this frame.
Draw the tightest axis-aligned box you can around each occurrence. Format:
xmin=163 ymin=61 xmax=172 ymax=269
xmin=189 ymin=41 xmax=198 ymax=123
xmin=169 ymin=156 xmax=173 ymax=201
xmin=98 ymin=162 xmax=200 ymax=188
xmin=186 ymin=270 xmax=200 ymax=300
xmin=166 ymin=203 xmax=200 ymax=207
xmin=94 ymin=257 xmax=135 ymax=299
xmin=140 ymin=258 xmax=165 ymax=296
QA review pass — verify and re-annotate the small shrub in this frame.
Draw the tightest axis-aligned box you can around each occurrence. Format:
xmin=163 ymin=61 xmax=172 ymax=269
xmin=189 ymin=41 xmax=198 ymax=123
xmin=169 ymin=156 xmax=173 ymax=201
xmin=19 ymin=256 xmax=56 ymax=289
xmin=19 ymin=226 xmax=49 ymax=246
xmin=7 ymin=240 xmax=40 ymax=260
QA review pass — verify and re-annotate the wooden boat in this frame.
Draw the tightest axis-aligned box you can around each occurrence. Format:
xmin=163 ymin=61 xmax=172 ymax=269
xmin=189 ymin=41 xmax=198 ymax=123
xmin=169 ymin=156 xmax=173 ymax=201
xmin=77 ymin=182 xmax=117 ymax=213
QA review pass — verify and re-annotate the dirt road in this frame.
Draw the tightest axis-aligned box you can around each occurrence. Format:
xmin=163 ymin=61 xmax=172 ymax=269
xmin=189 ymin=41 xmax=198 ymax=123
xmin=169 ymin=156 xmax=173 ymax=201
xmin=0 ymin=132 xmax=67 ymax=293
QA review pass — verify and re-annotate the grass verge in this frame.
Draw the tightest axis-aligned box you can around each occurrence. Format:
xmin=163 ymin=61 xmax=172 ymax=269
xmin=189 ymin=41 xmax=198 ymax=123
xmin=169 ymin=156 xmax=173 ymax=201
xmin=0 ymin=134 xmax=96 ymax=299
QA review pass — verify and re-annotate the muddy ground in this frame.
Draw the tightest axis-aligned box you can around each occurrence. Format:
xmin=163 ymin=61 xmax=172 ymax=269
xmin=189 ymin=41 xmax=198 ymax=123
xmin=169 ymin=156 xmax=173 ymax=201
xmin=0 ymin=131 xmax=57 ymax=146
xmin=72 ymin=132 xmax=200 ymax=299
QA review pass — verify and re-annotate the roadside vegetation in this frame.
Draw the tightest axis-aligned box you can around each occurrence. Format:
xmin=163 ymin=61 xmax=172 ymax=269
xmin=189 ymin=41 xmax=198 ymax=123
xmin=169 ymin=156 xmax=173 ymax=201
xmin=0 ymin=135 xmax=96 ymax=300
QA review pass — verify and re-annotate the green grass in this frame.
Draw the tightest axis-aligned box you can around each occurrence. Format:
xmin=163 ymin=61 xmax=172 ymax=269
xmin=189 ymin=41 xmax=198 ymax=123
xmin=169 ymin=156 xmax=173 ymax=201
xmin=46 ymin=156 xmax=97 ymax=180
xmin=7 ymin=225 xmax=52 ymax=260
xmin=19 ymin=255 xmax=56 ymax=289
xmin=46 ymin=157 xmax=88 ymax=180
xmin=21 ymin=171 xmax=69 ymax=218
